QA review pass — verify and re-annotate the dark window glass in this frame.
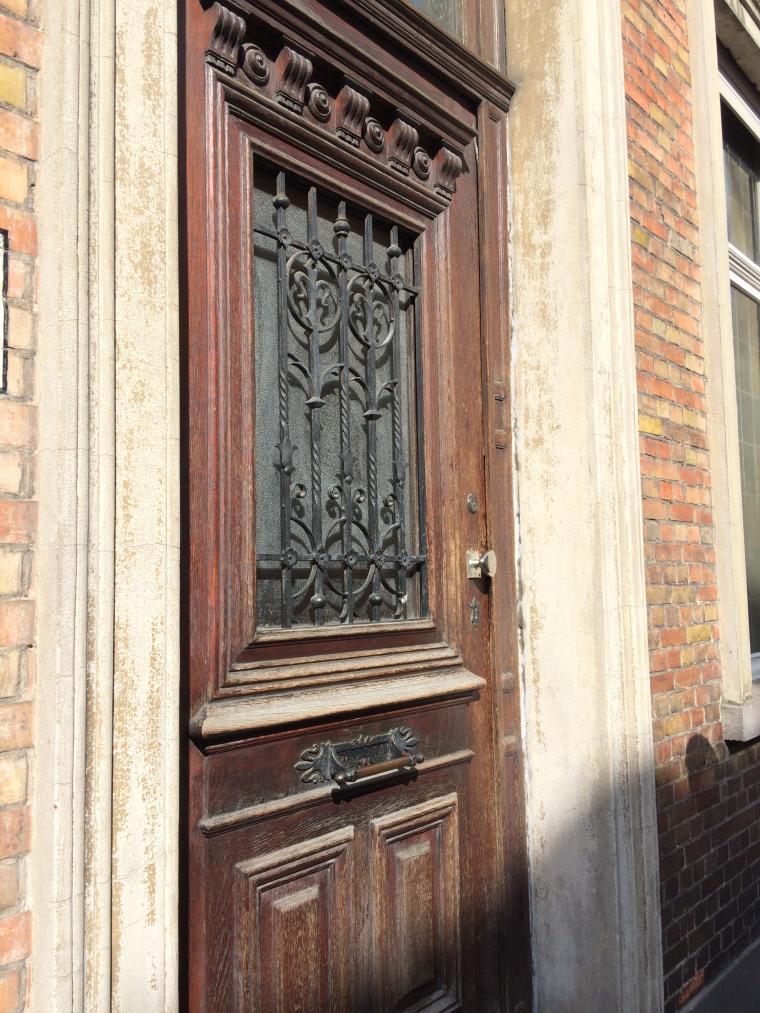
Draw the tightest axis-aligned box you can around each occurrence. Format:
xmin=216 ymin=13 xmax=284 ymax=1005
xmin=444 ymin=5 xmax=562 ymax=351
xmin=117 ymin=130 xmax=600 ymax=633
xmin=253 ymin=163 xmax=427 ymax=629
xmin=409 ymin=0 xmax=463 ymax=39
xmin=723 ymin=103 xmax=760 ymax=262
xmin=732 ymin=285 xmax=760 ymax=652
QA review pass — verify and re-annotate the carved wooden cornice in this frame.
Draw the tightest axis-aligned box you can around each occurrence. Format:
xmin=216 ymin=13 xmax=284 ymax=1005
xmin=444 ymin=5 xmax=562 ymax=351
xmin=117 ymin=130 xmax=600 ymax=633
xmin=204 ymin=2 xmax=465 ymax=205
xmin=207 ymin=4 xmax=246 ymax=73
xmin=204 ymin=0 xmax=514 ymax=110
xmin=203 ymin=0 xmax=513 ymax=149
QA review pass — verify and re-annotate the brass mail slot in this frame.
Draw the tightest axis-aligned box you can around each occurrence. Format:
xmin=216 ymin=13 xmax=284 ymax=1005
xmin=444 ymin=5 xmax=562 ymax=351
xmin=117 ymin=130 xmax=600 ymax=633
xmin=295 ymin=727 xmax=424 ymax=786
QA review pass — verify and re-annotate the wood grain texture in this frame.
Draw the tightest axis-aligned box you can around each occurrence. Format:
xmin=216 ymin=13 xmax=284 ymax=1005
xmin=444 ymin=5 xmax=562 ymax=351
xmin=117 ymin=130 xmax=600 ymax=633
xmin=199 ymin=750 xmax=474 ymax=836
xmin=182 ymin=0 xmax=530 ymax=1008
xmin=476 ymin=102 xmax=532 ymax=1011
xmin=371 ymin=795 xmax=461 ymax=1011
xmin=235 ymin=827 xmax=355 ymax=1011
xmin=192 ymin=669 xmax=485 ymax=738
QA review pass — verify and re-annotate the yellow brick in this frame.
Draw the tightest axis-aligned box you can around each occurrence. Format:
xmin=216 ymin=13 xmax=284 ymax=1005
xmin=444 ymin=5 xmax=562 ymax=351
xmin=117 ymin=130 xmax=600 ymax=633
xmin=0 ymin=63 xmax=25 ymax=111
xmin=682 ymin=408 xmax=706 ymax=432
xmin=631 ymin=225 xmax=650 ymax=248
xmin=0 ymin=156 xmax=26 ymax=204
xmin=5 ymin=351 xmax=31 ymax=399
xmin=0 ymin=651 xmax=20 ymax=698
xmin=639 ymin=414 xmax=663 ymax=436
xmin=0 ymin=553 xmax=23 ymax=597
xmin=0 ymin=755 xmax=26 ymax=806
xmin=0 ymin=862 xmax=18 ymax=911
xmin=684 ymin=353 xmax=704 ymax=376
xmin=686 ymin=623 xmax=712 ymax=644
xmin=0 ymin=0 xmax=27 ymax=15
xmin=649 ymin=103 xmax=670 ymax=130
xmin=7 ymin=306 xmax=32 ymax=350
xmin=629 ymin=161 xmax=654 ymax=191
xmin=0 ymin=452 xmax=23 ymax=497
xmin=653 ymin=54 xmax=669 ymax=78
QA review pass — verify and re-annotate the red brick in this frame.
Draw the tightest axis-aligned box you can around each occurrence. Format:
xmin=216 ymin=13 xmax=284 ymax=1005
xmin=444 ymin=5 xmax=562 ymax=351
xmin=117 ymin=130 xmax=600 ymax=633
xmin=0 ymin=968 xmax=21 ymax=1013
xmin=0 ymin=911 xmax=29 ymax=965
xmin=0 ymin=601 xmax=33 ymax=647
xmin=0 ymin=206 xmax=35 ymax=256
xmin=0 ymin=106 xmax=37 ymax=160
xmin=0 ymin=404 xmax=36 ymax=448
xmin=0 ymin=808 xmax=28 ymax=860
xmin=0 ymin=702 xmax=31 ymax=751
xmin=0 ymin=14 xmax=42 ymax=69
xmin=0 ymin=501 xmax=35 ymax=544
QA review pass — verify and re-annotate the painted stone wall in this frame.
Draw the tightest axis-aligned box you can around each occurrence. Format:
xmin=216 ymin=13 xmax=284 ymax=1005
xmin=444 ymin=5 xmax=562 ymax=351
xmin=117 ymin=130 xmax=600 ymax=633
xmin=0 ymin=0 xmax=38 ymax=1006
xmin=622 ymin=1 xmax=760 ymax=1008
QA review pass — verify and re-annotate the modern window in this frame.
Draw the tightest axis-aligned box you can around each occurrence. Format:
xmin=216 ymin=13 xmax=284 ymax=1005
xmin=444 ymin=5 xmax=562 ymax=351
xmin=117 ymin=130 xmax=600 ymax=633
xmin=722 ymin=71 xmax=760 ymax=679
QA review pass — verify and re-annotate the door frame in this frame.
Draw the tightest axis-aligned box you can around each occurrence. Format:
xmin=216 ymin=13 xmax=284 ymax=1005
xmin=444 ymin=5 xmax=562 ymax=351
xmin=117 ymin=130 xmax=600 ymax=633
xmin=33 ymin=0 xmax=663 ymax=1008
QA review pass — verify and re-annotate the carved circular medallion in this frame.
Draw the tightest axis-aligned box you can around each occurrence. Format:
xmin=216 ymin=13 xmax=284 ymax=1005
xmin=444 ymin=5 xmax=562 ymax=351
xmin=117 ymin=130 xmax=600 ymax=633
xmin=364 ymin=117 xmax=385 ymax=153
xmin=307 ymin=83 xmax=332 ymax=122
xmin=242 ymin=45 xmax=270 ymax=85
xmin=413 ymin=147 xmax=431 ymax=181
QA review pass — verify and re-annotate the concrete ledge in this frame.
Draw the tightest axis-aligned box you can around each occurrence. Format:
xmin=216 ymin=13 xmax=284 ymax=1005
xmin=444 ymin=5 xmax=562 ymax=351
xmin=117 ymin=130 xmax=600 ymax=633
xmin=723 ymin=681 xmax=760 ymax=741
xmin=716 ymin=0 xmax=760 ymax=90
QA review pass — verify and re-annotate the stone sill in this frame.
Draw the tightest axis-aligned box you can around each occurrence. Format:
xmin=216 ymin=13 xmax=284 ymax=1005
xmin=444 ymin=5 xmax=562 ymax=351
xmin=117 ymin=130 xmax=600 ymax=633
xmin=716 ymin=0 xmax=760 ymax=91
xmin=723 ymin=680 xmax=760 ymax=742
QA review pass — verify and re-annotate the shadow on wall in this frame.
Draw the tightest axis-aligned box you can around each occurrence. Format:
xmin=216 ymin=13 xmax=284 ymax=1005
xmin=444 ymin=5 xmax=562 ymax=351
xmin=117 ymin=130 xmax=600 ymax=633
xmin=657 ymin=731 xmax=760 ymax=1012
xmin=527 ymin=728 xmax=759 ymax=1012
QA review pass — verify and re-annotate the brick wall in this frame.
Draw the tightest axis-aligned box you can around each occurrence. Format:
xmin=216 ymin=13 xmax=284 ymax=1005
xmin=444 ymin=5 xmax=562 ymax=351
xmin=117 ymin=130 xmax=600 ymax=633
xmin=0 ymin=0 xmax=37 ymax=1006
xmin=622 ymin=1 xmax=760 ymax=1009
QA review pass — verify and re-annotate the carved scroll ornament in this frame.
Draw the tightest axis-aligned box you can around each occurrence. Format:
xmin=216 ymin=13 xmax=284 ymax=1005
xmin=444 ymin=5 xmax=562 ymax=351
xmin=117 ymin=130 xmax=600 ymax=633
xmin=205 ymin=4 xmax=464 ymax=203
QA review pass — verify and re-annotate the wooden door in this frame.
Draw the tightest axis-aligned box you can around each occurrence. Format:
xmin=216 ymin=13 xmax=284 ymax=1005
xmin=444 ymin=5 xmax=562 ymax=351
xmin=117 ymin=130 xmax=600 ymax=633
xmin=181 ymin=1 xmax=530 ymax=1010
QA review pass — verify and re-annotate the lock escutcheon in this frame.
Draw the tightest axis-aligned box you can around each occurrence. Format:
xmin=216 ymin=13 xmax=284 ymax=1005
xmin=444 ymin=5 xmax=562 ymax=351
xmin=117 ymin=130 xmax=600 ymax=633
xmin=466 ymin=549 xmax=498 ymax=580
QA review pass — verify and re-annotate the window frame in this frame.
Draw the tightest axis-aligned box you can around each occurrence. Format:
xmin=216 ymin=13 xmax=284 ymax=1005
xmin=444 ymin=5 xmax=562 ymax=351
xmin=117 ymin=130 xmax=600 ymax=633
xmin=722 ymin=69 xmax=760 ymax=684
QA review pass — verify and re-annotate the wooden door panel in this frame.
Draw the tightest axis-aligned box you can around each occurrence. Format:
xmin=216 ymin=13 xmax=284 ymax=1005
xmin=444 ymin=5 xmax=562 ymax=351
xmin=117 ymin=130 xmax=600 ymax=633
xmin=371 ymin=795 xmax=461 ymax=1012
xmin=235 ymin=827 xmax=355 ymax=1012
xmin=183 ymin=1 xmax=530 ymax=1010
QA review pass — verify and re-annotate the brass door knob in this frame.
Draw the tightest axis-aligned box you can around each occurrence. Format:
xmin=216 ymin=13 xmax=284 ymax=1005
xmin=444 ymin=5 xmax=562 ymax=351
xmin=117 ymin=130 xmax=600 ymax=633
xmin=466 ymin=549 xmax=498 ymax=580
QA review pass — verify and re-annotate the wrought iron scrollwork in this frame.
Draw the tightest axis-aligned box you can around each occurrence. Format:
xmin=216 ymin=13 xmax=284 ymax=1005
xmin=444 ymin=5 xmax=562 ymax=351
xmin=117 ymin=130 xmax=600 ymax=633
xmin=255 ymin=168 xmax=428 ymax=628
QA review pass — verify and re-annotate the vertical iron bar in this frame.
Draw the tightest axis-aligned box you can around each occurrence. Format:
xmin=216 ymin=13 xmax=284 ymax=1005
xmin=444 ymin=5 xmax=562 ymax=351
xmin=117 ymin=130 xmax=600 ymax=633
xmin=389 ymin=227 xmax=408 ymax=618
xmin=413 ymin=238 xmax=428 ymax=616
xmin=307 ymin=187 xmax=325 ymax=624
xmin=335 ymin=202 xmax=354 ymax=623
xmin=275 ymin=172 xmax=293 ymax=627
xmin=364 ymin=214 xmax=380 ymax=621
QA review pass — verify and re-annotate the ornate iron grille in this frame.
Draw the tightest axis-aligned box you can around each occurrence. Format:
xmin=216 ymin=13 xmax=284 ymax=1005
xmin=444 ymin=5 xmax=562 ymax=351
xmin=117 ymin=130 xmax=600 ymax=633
xmin=253 ymin=165 xmax=428 ymax=628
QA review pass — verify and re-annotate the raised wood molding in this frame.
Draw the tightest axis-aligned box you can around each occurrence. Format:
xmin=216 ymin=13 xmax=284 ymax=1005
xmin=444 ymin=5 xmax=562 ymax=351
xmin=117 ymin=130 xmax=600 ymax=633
xmin=370 ymin=793 xmax=461 ymax=1010
xmin=191 ymin=668 xmax=485 ymax=739
xmin=227 ymin=641 xmax=463 ymax=693
xmin=198 ymin=750 xmax=474 ymax=835
xmin=235 ymin=827 xmax=355 ymax=1010
xmin=203 ymin=0 xmax=514 ymax=113
xmin=207 ymin=3 xmax=246 ymax=72
xmin=209 ymin=48 xmax=465 ymax=212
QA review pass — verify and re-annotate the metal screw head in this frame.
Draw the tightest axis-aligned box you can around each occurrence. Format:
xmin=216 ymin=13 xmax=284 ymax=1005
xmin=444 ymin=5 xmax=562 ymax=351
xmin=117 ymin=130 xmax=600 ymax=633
xmin=466 ymin=493 xmax=478 ymax=514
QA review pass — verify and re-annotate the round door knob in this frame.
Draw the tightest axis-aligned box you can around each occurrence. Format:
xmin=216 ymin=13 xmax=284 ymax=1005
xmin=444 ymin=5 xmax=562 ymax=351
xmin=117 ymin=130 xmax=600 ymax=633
xmin=480 ymin=550 xmax=497 ymax=578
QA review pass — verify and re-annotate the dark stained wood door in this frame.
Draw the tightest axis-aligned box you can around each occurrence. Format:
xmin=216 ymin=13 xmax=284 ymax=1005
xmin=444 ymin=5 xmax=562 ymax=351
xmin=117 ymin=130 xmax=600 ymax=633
xmin=181 ymin=1 xmax=530 ymax=1009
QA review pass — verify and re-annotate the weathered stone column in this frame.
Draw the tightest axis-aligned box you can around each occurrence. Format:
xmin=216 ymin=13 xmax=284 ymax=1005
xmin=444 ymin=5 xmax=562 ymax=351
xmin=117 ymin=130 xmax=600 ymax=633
xmin=35 ymin=0 xmax=179 ymax=1008
xmin=504 ymin=0 xmax=664 ymax=1008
